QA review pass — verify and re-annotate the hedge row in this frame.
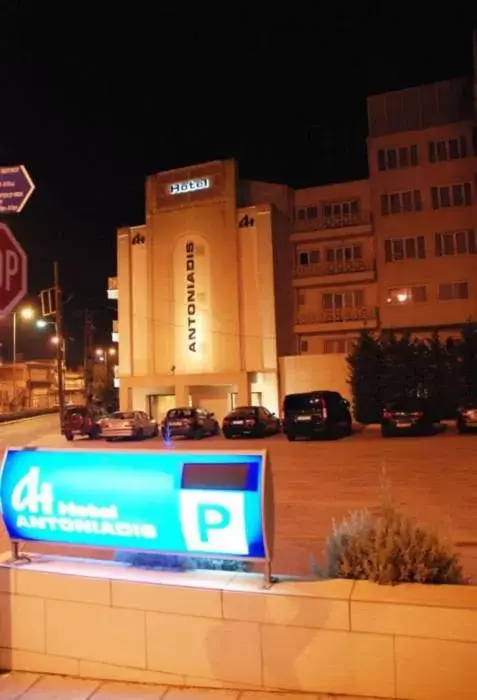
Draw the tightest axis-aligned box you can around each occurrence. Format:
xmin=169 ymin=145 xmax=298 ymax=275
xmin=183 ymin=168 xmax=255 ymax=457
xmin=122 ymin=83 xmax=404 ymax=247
xmin=347 ymin=325 xmax=477 ymax=424
xmin=0 ymin=407 xmax=59 ymax=424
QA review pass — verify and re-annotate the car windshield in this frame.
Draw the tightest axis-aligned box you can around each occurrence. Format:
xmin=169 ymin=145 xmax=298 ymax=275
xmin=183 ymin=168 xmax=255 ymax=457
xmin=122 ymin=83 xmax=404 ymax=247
xmin=284 ymin=394 xmax=324 ymax=411
xmin=167 ymin=409 xmax=193 ymax=418
xmin=111 ymin=411 xmax=135 ymax=420
xmin=387 ymin=399 xmax=425 ymax=412
xmin=230 ymin=407 xmax=257 ymax=418
xmin=65 ymin=407 xmax=87 ymax=418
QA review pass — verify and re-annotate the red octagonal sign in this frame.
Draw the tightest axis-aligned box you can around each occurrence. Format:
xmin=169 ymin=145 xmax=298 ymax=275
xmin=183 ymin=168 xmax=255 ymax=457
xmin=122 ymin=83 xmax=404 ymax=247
xmin=0 ymin=224 xmax=27 ymax=316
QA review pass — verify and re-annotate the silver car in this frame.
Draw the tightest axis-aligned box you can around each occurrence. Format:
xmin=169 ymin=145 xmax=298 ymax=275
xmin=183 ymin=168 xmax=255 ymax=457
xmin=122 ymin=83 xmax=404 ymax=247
xmin=101 ymin=410 xmax=159 ymax=441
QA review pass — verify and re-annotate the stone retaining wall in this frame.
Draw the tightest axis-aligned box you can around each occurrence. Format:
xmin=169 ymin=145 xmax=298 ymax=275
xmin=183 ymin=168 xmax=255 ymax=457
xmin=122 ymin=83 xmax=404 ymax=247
xmin=0 ymin=555 xmax=475 ymax=699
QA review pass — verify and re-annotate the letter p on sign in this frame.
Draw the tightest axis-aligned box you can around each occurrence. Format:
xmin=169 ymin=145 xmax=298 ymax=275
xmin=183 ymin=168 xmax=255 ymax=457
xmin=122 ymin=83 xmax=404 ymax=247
xmin=179 ymin=491 xmax=248 ymax=555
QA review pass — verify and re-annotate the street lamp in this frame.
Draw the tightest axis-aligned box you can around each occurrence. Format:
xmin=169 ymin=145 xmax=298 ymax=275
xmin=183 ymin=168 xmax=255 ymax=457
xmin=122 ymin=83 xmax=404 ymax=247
xmin=12 ymin=306 xmax=36 ymax=407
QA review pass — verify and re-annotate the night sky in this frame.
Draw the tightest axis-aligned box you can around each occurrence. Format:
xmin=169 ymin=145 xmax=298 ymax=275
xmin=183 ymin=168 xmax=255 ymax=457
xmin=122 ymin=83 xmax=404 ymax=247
xmin=0 ymin=2 xmax=475 ymax=366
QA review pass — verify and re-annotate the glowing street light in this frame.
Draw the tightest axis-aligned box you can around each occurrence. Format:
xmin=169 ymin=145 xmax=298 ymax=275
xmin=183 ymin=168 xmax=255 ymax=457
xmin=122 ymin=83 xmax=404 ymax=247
xmin=36 ymin=318 xmax=48 ymax=329
xmin=19 ymin=307 xmax=35 ymax=321
xmin=108 ymin=347 xmax=117 ymax=356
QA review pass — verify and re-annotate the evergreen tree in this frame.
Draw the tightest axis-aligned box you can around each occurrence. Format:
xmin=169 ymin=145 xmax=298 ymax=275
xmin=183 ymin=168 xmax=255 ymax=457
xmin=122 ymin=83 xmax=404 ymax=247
xmin=459 ymin=322 xmax=477 ymax=403
xmin=347 ymin=330 xmax=381 ymax=423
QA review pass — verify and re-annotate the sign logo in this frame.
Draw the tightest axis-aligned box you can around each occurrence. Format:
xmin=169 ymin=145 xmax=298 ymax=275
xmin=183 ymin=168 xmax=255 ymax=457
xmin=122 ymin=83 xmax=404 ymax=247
xmin=10 ymin=466 xmax=157 ymax=539
xmin=186 ymin=241 xmax=197 ymax=353
xmin=168 ymin=178 xmax=210 ymax=196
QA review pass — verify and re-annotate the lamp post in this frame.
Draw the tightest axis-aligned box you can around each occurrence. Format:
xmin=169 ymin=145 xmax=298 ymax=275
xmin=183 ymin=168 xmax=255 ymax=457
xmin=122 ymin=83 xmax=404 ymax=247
xmin=12 ymin=306 xmax=35 ymax=409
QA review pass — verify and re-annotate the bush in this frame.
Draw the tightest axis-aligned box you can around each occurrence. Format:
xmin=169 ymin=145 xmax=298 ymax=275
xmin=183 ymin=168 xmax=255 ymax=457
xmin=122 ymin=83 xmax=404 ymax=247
xmin=114 ymin=551 xmax=248 ymax=572
xmin=321 ymin=505 xmax=464 ymax=585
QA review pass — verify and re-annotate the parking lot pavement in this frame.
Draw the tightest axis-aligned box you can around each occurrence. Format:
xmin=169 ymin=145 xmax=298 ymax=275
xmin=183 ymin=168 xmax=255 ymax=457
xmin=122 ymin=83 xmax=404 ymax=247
xmin=8 ymin=425 xmax=477 ymax=582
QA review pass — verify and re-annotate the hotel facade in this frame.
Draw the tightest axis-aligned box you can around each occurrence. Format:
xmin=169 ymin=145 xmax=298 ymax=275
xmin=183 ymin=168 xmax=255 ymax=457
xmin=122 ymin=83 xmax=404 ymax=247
xmin=108 ymin=73 xmax=477 ymax=420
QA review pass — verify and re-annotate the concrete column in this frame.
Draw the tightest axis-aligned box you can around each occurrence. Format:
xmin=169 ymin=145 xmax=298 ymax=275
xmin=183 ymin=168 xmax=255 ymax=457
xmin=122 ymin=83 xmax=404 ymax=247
xmin=236 ymin=372 xmax=250 ymax=406
xmin=174 ymin=382 xmax=190 ymax=407
xmin=119 ymin=384 xmax=132 ymax=411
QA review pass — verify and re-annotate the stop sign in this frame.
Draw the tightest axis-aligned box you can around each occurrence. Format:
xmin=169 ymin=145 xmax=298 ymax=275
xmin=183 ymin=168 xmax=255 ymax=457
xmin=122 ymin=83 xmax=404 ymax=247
xmin=0 ymin=223 xmax=27 ymax=316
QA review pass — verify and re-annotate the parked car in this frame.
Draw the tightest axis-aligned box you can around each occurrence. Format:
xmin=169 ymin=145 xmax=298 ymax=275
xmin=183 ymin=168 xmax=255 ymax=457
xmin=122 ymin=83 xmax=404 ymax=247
xmin=381 ymin=398 xmax=435 ymax=437
xmin=222 ymin=405 xmax=281 ymax=439
xmin=101 ymin=410 xmax=159 ymax=441
xmin=283 ymin=391 xmax=352 ymax=441
xmin=161 ymin=407 xmax=220 ymax=440
xmin=456 ymin=401 xmax=477 ymax=433
xmin=63 ymin=404 xmax=109 ymax=441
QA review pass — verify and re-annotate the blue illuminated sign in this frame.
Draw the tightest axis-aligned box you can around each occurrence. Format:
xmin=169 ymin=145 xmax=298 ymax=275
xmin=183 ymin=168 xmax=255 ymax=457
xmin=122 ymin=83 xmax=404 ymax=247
xmin=0 ymin=448 xmax=271 ymax=561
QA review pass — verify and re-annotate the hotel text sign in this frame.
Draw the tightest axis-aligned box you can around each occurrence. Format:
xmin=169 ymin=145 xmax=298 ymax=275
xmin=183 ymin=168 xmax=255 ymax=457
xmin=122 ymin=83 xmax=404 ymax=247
xmin=186 ymin=241 xmax=197 ymax=353
xmin=168 ymin=178 xmax=210 ymax=196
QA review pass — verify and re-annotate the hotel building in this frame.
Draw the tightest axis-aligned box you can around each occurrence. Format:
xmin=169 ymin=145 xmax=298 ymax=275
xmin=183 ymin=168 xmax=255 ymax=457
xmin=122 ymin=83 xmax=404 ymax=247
xmin=108 ymin=70 xmax=477 ymax=420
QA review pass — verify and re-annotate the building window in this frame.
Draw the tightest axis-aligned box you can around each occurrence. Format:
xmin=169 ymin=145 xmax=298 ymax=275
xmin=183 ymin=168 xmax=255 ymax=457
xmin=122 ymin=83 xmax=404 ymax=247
xmin=297 ymin=291 xmax=306 ymax=306
xmin=323 ymin=200 xmax=359 ymax=219
xmin=306 ymin=206 xmax=318 ymax=219
xmin=387 ymin=286 xmax=427 ymax=304
xmin=430 ymin=183 xmax=472 ymax=209
xmin=438 ymin=281 xmax=468 ymax=301
xmin=295 ymin=205 xmax=318 ymax=221
xmin=377 ymin=145 xmax=418 ymax=171
xmin=384 ymin=236 xmax=425 ymax=262
xmin=323 ymin=338 xmax=355 ymax=354
xmin=325 ymin=244 xmax=362 ymax=263
xmin=322 ymin=290 xmax=364 ymax=309
xmin=323 ymin=339 xmax=346 ymax=354
xmin=435 ymin=230 xmax=476 ymax=256
xmin=300 ymin=339 xmax=309 ymax=353
xmin=381 ymin=189 xmax=422 ymax=215
xmin=298 ymin=249 xmax=320 ymax=265
xmin=428 ymin=136 xmax=468 ymax=162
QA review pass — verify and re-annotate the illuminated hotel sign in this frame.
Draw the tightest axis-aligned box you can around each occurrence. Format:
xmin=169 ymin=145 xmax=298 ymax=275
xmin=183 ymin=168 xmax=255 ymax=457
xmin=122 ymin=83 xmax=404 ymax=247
xmin=0 ymin=448 xmax=273 ymax=569
xmin=186 ymin=241 xmax=197 ymax=353
xmin=168 ymin=177 xmax=211 ymax=196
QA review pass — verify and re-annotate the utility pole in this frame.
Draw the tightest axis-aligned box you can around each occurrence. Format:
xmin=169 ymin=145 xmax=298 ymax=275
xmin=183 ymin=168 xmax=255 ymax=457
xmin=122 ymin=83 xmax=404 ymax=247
xmin=54 ymin=261 xmax=66 ymax=433
xmin=83 ymin=309 xmax=95 ymax=405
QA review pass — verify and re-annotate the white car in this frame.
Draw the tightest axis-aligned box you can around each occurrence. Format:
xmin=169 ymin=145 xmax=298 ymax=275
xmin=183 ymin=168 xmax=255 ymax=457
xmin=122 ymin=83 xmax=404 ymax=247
xmin=101 ymin=410 xmax=159 ymax=441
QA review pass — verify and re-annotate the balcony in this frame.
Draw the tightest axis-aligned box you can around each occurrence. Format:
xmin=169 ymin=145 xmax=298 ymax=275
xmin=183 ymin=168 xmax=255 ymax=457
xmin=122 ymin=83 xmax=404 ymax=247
xmin=108 ymin=277 xmax=118 ymax=300
xmin=293 ymin=211 xmax=372 ymax=235
xmin=293 ymin=259 xmax=376 ymax=286
xmin=294 ymin=305 xmax=378 ymax=333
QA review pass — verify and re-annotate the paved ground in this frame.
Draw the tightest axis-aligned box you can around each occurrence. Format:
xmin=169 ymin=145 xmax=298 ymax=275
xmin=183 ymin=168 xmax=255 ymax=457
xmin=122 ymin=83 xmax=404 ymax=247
xmin=0 ymin=672 xmax=336 ymax=699
xmin=1 ymin=413 xmax=477 ymax=581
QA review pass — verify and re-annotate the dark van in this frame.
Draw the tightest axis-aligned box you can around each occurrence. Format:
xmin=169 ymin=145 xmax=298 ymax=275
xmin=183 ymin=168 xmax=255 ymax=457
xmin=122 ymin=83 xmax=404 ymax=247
xmin=283 ymin=391 xmax=352 ymax=441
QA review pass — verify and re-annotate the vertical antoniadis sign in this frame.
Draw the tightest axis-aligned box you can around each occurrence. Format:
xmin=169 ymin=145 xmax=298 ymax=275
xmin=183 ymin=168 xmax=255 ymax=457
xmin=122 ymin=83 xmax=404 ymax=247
xmin=173 ymin=234 xmax=213 ymax=373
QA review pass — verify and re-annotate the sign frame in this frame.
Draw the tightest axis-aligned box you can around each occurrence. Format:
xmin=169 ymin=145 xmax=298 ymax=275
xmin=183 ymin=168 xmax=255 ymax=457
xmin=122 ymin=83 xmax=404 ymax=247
xmin=0 ymin=446 xmax=276 ymax=585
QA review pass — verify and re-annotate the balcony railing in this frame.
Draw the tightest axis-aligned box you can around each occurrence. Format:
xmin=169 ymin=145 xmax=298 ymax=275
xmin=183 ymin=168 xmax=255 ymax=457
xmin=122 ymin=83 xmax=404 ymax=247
xmin=294 ymin=259 xmax=375 ymax=278
xmin=293 ymin=211 xmax=372 ymax=233
xmin=108 ymin=277 xmax=118 ymax=300
xmin=296 ymin=306 xmax=376 ymax=325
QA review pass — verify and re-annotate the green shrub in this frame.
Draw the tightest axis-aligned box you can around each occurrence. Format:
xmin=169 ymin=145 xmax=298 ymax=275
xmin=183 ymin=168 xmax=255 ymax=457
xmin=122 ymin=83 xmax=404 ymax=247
xmin=114 ymin=551 xmax=247 ymax=572
xmin=321 ymin=505 xmax=464 ymax=585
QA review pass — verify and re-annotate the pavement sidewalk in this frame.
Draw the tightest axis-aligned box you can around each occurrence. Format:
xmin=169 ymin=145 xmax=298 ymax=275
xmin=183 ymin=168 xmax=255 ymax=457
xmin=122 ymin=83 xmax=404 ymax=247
xmin=0 ymin=671 xmax=372 ymax=699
